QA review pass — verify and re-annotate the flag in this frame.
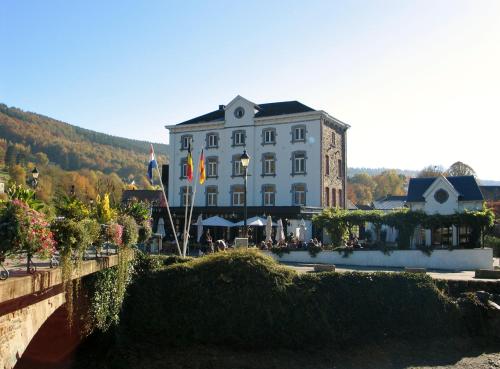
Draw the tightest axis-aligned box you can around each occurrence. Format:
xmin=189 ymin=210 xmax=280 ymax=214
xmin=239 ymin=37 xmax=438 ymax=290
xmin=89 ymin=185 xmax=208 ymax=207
xmin=186 ymin=144 xmax=194 ymax=182
xmin=199 ymin=149 xmax=206 ymax=184
xmin=147 ymin=145 xmax=157 ymax=184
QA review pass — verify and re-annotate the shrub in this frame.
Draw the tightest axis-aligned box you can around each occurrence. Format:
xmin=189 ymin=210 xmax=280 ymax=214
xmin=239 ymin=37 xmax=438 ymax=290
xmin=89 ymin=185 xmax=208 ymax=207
xmin=484 ymin=235 xmax=500 ymax=257
xmin=120 ymin=250 xmax=460 ymax=349
xmin=118 ymin=215 xmax=138 ymax=247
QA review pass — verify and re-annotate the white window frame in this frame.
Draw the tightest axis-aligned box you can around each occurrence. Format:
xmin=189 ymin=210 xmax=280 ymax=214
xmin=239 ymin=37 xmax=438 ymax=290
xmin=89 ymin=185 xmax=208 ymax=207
xmin=264 ymin=191 xmax=275 ymax=206
xmin=264 ymin=157 xmax=275 ymax=175
xmin=207 ymin=134 xmax=218 ymax=148
xmin=294 ymin=127 xmax=305 ymax=141
xmin=264 ymin=129 xmax=275 ymax=144
xmin=293 ymin=184 xmax=306 ymax=206
xmin=181 ymin=135 xmax=192 ymax=150
xmin=294 ymin=156 xmax=305 ymax=173
xmin=233 ymin=191 xmax=245 ymax=206
xmin=234 ymin=131 xmax=245 ymax=146
xmin=234 ymin=160 xmax=243 ymax=176
xmin=207 ymin=191 xmax=217 ymax=206
xmin=207 ymin=159 xmax=217 ymax=177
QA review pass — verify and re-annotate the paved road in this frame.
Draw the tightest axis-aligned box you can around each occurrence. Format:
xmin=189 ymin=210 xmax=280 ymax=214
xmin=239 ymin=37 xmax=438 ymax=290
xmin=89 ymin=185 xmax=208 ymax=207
xmin=283 ymin=257 xmax=500 ymax=282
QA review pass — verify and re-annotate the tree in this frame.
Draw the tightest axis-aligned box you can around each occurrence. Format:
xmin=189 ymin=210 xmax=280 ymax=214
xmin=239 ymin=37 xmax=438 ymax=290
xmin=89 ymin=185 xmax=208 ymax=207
xmin=35 ymin=152 xmax=49 ymax=166
xmin=417 ymin=165 xmax=444 ymax=178
xmin=446 ymin=161 xmax=476 ymax=177
xmin=372 ymin=170 xmax=406 ymax=199
xmin=8 ymin=164 xmax=26 ymax=186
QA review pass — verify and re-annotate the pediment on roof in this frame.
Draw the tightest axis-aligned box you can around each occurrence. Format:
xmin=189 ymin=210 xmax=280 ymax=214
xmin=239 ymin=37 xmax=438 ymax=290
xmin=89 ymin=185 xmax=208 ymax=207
xmin=422 ymin=175 xmax=460 ymax=200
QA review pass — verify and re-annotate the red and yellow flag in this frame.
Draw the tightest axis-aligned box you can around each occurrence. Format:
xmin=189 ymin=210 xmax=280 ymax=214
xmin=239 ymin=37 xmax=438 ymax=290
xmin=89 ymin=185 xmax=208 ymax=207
xmin=199 ymin=149 xmax=206 ymax=184
xmin=186 ymin=144 xmax=193 ymax=182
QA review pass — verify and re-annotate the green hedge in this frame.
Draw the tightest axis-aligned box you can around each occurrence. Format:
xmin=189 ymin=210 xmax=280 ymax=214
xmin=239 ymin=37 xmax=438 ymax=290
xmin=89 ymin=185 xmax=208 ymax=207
xmin=121 ymin=250 xmax=460 ymax=349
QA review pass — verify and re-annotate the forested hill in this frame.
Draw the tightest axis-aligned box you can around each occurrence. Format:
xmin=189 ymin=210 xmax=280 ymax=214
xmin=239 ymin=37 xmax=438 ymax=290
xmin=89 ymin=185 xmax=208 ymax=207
xmin=0 ymin=103 xmax=167 ymax=180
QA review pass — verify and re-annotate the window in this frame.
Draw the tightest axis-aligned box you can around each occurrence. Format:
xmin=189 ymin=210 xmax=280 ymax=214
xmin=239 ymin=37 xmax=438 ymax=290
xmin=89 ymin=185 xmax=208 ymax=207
xmin=180 ymin=135 xmax=192 ymax=150
xmin=180 ymin=158 xmax=187 ymax=179
xmin=207 ymin=157 xmax=218 ymax=178
xmin=180 ymin=186 xmax=192 ymax=206
xmin=292 ymin=151 xmax=306 ymax=175
xmin=262 ymin=128 xmax=276 ymax=144
xmin=339 ymin=189 xmax=343 ymax=207
xmin=338 ymin=159 xmax=343 ymax=178
xmin=262 ymin=153 xmax=276 ymax=176
xmin=231 ymin=185 xmax=245 ymax=206
xmin=292 ymin=183 xmax=306 ymax=206
xmin=232 ymin=130 xmax=246 ymax=146
xmin=332 ymin=133 xmax=336 ymax=147
xmin=292 ymin=125 xmax=306 ymax=142
xmin=325 ymin=155 xmax=330 ymax=175
xmin=232 ymin=155 xmax=244 ymax=176
xmin=332 ymin=188 xmax=337 ymax=207
xmin=325 ymin=187 xmax=330 ymax=207
xmin=206 ymin=133 xmax=219 ymax=148
xmin=262 ymin=184 xmax=276 ymax=206
xmin=234 ymin=107 xmax=245 ymax=119
xmin=206 ymin=186 xmax=218 ymax=206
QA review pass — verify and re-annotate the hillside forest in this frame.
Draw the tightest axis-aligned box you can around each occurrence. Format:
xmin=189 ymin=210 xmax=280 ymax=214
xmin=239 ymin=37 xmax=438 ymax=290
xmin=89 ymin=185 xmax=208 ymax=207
xmin=0 ymin=104 xmax=167 ymax=205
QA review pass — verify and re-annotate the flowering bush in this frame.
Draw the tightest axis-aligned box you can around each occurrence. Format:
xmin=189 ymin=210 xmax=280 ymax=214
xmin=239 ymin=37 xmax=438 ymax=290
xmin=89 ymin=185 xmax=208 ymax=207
xmin=106 ymin=223 xmax=123 ymax=246
xmin=0 ymin=199 xmax=56 ymax=258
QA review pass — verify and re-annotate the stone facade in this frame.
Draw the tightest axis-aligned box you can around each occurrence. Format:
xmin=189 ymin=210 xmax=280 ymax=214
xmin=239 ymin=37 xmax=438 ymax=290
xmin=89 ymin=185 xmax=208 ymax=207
xmin=321 ymin=119 xmax=346 ymax=208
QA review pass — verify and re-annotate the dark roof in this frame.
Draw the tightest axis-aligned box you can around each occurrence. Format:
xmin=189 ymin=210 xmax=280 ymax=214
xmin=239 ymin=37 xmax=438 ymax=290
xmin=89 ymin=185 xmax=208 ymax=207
xmin=480 ymin=186 xmax=500 ymax=201
xmin=254 ymin=101 xmax=315 ymax=118
xmin=356 ymin=204 xmax=374 ymax=210
xmin=374 ymin=195 xmax=407 ymax=202
xmin=122 ymin=190 xmax=165 ymax=206
xmin=406 ymin=176 xmax=483 ymax=202
xmin=176 ymin=100 xmax=315 ymax=126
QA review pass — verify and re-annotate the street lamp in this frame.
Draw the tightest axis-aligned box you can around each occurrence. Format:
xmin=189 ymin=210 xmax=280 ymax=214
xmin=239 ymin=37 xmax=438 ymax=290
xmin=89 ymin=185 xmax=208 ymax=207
xmin=240 ymin=149 xmax=250 ymax=239
xmin=31 ymin=167 xmax=39 ymax=189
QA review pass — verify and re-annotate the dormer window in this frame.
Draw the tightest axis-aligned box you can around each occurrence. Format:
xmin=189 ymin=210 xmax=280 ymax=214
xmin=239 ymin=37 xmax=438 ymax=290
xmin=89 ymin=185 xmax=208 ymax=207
xmin=180 ymin=135 xmax=192 ymax=150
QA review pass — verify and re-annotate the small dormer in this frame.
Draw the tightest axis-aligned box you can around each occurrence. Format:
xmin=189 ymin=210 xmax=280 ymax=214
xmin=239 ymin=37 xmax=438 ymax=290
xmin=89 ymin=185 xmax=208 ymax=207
xmin=422 ymin=176 xmax=460 ymax=215
xmin=224 ymin=95 xmax=259 ymax=127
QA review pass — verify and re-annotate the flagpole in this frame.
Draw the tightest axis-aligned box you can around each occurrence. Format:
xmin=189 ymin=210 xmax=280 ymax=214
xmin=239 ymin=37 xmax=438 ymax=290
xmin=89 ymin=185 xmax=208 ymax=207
xmin=151 ymin=144 xmax=182 ymax=257
xmin=185 ymin=148 xmax=202 ymax=256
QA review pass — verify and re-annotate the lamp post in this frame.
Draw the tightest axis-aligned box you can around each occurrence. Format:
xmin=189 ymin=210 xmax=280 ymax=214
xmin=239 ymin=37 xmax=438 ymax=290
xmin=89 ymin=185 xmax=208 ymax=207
xmin=31 ymin=167 xmax=39 ymax=189
xmin=240 ymin=149 xmax=250 ymax=239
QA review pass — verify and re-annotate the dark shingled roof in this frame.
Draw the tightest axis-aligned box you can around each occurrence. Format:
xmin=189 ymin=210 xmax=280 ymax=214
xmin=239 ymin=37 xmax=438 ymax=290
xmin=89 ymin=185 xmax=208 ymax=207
xmin=480 ymin=186 xmax=500 ymax=201
xmin=177 ymin=100 xmax=315 ymax=125
xmin=406 ymin=176 xmax=483 ymax=202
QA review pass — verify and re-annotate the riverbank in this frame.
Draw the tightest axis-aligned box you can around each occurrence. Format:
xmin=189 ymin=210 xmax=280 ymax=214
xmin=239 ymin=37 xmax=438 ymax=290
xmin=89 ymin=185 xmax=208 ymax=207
xmin=72 ymin=336 xmax=500 ymax=369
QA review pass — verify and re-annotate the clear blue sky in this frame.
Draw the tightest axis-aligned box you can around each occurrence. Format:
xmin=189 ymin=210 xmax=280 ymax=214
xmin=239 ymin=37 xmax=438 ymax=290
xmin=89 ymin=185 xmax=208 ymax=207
xmin=1 ymin=0 xmax=499 ymax=180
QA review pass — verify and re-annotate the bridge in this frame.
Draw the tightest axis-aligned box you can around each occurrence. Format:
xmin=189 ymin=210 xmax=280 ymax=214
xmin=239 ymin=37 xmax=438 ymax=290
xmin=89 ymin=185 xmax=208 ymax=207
xmin=0 ymin=255 xmax=118 ymax=369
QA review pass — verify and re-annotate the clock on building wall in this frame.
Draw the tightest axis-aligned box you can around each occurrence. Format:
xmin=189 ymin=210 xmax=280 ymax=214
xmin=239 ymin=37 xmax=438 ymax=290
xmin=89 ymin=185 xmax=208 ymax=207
xmin=234 ymin=107 xmax=245 ymax=119
xmin=434 ymin=189 xmax=449 ymax=204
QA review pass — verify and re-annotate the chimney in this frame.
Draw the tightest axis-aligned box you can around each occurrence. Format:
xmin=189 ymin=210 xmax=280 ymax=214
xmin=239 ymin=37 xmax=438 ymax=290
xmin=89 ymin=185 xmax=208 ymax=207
xmin=218 ymin=105 xmax=225 ymax=110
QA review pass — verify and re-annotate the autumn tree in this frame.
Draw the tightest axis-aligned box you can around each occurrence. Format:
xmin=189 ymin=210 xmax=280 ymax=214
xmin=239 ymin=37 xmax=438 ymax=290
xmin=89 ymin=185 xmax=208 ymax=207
xmin=373 ymin=170 xmax=406 ymax=199
xmin=446 ymin=161 xmax=476 ymax=177
xmin=417 ymin=165 xmax=444 ymax=178
xmin=8 ymin=164 xmax=26 ymax=186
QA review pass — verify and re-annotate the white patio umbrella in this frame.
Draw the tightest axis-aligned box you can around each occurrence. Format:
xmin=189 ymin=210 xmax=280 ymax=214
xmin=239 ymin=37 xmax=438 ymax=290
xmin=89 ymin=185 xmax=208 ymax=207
xmin=234 ymin=216 xmax=276 ymax=227
xmin=276 ymin=219 xmax=285 ymax=243
xmin=157 ymin=217 xmax=166 ymax=238
xmin=298 ymin=219 xmax=307 ymax=242
xmin=195 ymin=215 xmax=235 ymax=227
xmin=196 ymin=214 xmax=203 ymax=242
xmin=265 ymin=215 xmax=273 ymax=243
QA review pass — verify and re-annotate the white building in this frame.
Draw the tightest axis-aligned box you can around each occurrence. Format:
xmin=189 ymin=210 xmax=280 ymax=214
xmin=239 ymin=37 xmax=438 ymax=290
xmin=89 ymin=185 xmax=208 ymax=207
xmin=161 ymin=95 xmax=350 ymax=241
xmin=406 ymin=175 xmax=484 ymax=247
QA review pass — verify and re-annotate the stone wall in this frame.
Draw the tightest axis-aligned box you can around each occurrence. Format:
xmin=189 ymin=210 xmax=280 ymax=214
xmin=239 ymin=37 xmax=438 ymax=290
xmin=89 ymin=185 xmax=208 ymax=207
xmin=321 ymin=119 xmax=346 ymax=208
